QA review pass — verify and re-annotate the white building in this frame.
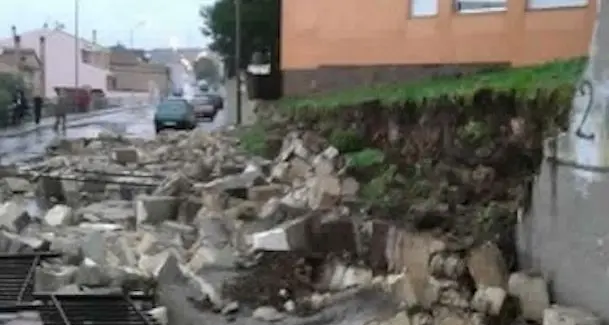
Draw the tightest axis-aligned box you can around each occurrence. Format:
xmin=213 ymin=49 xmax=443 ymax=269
xmin=0 ymin=27 xmax=111 ymax=98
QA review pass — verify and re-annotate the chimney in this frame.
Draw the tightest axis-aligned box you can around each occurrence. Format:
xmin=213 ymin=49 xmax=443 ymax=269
xmin=11 ymin=26 xmax=22 ymax=74
xmin=92 ymin=29 xmax=97 ymax=44
xmin=39 ymin=36 xmax=46 ymax=97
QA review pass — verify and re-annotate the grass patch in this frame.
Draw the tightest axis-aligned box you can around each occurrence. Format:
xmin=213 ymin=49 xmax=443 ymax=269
xmin=237 ymin=125 xmax=269 ymax=157
xmin=279 ymin=58 xmax=586 ymax=113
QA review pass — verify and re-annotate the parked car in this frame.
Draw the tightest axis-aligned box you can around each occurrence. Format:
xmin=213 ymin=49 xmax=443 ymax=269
xmin=153 ymin=98 xmax=197 ymax=133
xmin=190 ymin=94 xmax=223 ymax=120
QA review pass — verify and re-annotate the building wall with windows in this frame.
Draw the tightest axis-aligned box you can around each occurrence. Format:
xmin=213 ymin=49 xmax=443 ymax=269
xmin=281 ymin=0 xmax=595 ymax=95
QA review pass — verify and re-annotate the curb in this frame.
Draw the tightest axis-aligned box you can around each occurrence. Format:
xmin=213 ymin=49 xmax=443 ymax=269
xmin=0 ymin=106 xmax=138 ymax=139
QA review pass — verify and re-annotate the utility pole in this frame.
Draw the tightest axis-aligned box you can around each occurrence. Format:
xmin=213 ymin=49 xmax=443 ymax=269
xmin=234 ymin=0 xmax=242 ymax=125
xmin=74 ymin=0 xmax=80 ymax=89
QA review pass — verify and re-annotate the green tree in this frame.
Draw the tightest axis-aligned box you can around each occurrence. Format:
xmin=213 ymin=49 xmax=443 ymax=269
xmin=194 ymin=57 xmax=220 ymax=83
xmin=200 ymin=0 xmax=279 ymax=77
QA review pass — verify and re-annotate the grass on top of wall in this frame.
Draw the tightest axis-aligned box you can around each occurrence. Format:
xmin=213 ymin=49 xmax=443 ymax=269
xmin=278 ymin=58 xmax=587 ymax=116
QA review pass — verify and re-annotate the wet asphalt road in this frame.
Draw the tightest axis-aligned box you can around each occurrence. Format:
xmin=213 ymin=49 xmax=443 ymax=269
xmin=0 ymin=104 xmax=229 ymax=165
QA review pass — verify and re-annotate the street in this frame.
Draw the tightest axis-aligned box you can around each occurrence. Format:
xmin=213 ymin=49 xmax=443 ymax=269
xmin=0 ymin=103 xmax=231 ymax=165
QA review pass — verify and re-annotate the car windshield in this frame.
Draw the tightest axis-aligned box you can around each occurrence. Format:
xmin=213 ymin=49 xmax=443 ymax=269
xmin=157 ymin=100 xmax=188 ymax=113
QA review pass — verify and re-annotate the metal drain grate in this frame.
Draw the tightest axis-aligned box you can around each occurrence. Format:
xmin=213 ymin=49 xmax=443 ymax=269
xmin=0 ymin=252 xmax=61 ymax=306
xmin=34 ymin=292 xmax=159 ymax=325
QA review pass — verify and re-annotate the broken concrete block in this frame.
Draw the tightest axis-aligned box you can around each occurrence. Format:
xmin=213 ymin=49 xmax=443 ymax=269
xmin=177 ymin=195 xmax=203 ymax=223
xmin=187 ymin=246 xmax=236 ymax=273
xmin=250 ymin=215 xmax=312 ymax=251
xmin=37 ymin=176 xmax=65 ymax=201
xmin=74 ymin=258 xmax=112 ymax=287
xmin=341 ymin=177 xmax=360 ymax=198
xmin=471 ymin=286 xmax=507 ymax=316
xmin=248 ymin=184 xmax=284 ymax=204
xmin=81 ymin=231 xmax=106 ymax=265
xmin=112 ymin=147 xmax=139 ymax=164
xmin=311 ymin=154 xmax=334 ymax=176
xmin=0 ymin=230 xmax=50 ymax=252
xmin=253 ymin=306 xmax=285 ymax=322
xmin=111 ymin=236 xmax=138 ymax=267
xmin=508 ymin=272 xmax=550 ymax=322
xmin=367 ymin=221 xmax=392 ymax=272
xmin=0 ymin=201 xmax=30 ymax=233
xmin=153 ymin=172 xmax=190 ymax=197
xmin=467 ymin=241 xmax=508 ymax=289
xmin=35 ymin=265 xmax=78 ymax=292
xmin=147 ymin=307 xmax=168 ymax=325
xmin=307 ymin=176 xmax=341 ymax=210
xmin=318 ymin=260 xmax=373 ymax=291
xmin=386 ymin=231 xmax=446 ymax=307
xmin=139 ymin=251 xmax=181 ymax=280
xmin=287 ymin=158 xmax=312 ymax=182
xmin=2 ymin=177 xmax=32 ymax=193
xmin=429 ymin=252 xmax=467 ymax=280
xmin=312 ymin=215 xmax=357 ymax=255
xmin=43 ymin=204 xmax=73 ymax=226
xmin=135 ymin=195 xmax=179 ymax=225
xmin=543 ymin=306 xmax=600 ymax=325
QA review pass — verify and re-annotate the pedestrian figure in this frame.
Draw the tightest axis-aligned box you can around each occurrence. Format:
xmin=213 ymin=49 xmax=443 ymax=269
xmin=11 ymin=89 xmax=21 ymax=125
xmin=54 ymin=89 xmax=68 ymax=132
xmin=17 ymin=89 xmax=28 ymax=123
xmin=33 ymin=93 xmax=43 ymax=125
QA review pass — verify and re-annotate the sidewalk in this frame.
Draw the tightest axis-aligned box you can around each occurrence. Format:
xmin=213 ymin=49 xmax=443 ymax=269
xmin=0 ymin=106 xmax=129 ymax=138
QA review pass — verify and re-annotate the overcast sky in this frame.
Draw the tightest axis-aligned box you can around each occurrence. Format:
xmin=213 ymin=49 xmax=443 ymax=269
xmin=0 ymin=0 xmax=214 ymax=49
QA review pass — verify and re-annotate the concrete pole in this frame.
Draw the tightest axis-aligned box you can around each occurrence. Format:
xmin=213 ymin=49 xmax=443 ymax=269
xmin=74 ymin=0 xmax=80 ymax=89
xmin=39 ymin=36 xmax=46 ymax=98
xmin=235 ymin=0 xmax=242 ymax=125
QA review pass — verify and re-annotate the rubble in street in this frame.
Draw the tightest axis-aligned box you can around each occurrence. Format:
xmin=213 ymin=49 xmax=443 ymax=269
xmin=0 ymin=128 xmax=600 ymax=325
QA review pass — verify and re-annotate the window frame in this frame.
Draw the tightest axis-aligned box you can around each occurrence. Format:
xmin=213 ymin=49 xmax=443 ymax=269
xmin=410 ymin=0 xmax=439 ymax=18
xmin=454 ymin=0 xmax=508 ymax=14
xmin=526 ymin=0 xmax=588 ymax=10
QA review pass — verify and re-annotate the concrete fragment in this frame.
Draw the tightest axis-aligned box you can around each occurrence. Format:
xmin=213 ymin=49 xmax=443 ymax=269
xmin=312 ymin=215 xmax=357 ymax=255
xmin=112 ymin=147 xmax=139 ymax=164
xmin=253 ymin=306 xmax=285 ymax=322
xmin=467 ymin=241 xmax=508 ymax=288
xmin=187 ymin=246 xmax=235 ymax=273
xmin=307 ymin=176 xmax=341 ymax=210
xmin=153 ymin=172 xmax=190 ymax=197
xmin=429 ymin=252 xmax=467 ymax=280
xmin=2 ymin=177 xmax=32 ymax=193
xmin=543 ymin=306 xmax=600 ymax=325
xmin=248 ymin=184 xmax=284 ymax=204
xmin=81 ymin=231 xmax=106 ymax=265
xmin=0 ymin=201 xmax=30 ymax=233
xmin=384 ymin=311 xmax=411 ymax=325
xmin=35 ymin=265 xmax=78 ymax=292
xmin=147 ymin=307 xmax=168 ymax=325
xmin=251 ymin=215 xmax=311 ymax=251
xmin=43 ymin=204 xmax=73 ymax=226
xmin=311 ymin=154 xmax=334 ymax=176
xmin=74 ymin=258 xmax=111 ymax=287
xmin=471 ymin=286 xmax=507 ymax=316
xmin=508 ymin=272 xmax=550 ymax=322
xmin=0 ymin=230 xmax=50 ymax=252
xmin=341 ymin=177 xmax=360 ymax=198
xmin=318 ymin=260 xmax=373 ymax=291
xmin=135 ymin=195 xmax=179 ymax=224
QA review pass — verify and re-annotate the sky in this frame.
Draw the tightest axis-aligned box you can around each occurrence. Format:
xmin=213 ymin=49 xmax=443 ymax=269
xmin=0 ymin=0 xmax=215 ymax=49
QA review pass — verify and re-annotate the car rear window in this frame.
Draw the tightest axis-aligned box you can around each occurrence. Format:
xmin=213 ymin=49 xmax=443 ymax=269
xmin=157 ymin=100 xmax=188 ymax=113
xmin=192 ymin=96 xmax=213 ymax=105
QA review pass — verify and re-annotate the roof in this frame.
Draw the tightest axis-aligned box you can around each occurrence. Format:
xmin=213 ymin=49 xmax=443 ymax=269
xmin=147 ymin=48 xmax=205 ymax=65
xmin=0 ymin=47 xmax=41 ymax=69
xmin=0 ymin=28 xmax=107 ymax=52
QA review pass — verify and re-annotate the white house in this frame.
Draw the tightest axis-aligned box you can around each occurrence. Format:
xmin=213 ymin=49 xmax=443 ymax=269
xmin=0 ymin=27 xmax=111 ymax=98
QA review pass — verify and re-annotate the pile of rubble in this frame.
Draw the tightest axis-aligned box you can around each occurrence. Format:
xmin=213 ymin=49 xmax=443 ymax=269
xmin=0 ymin=128 xmax=601 ymax=325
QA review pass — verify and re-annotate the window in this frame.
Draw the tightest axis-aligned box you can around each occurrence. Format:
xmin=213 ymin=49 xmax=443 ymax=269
xmin=81 ymin=49 xmax=92 ymax=64
xmin=411 ymin=0 xmax=438 ymax=17
xmin=528 ymin=0 xmax=588 ymax=9
xmin=455 ymin=0 xmax=507 ymax=13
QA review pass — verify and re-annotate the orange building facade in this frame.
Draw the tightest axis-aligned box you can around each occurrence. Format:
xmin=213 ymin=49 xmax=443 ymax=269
xmin=281 ymin=0 xmax=595 ymax=95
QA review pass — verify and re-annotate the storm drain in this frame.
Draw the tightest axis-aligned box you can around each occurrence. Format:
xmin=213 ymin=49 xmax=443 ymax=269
xmin=0 ymin=252 xmax=61 ymax=306
xmin=34 ymin=292 xmax=159 ymax=325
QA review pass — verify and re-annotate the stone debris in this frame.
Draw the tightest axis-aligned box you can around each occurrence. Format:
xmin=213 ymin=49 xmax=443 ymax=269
xmin=0 ymin=129 xmax=598 ymax=325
